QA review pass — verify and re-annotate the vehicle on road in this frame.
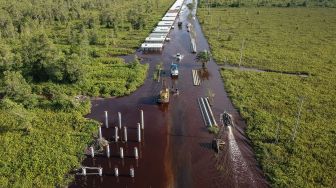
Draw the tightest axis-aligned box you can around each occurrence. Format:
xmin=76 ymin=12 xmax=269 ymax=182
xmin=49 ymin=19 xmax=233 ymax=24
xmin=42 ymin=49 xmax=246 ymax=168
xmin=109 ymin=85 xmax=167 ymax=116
xmin=186 ymin=23 xmax=191 ymax=32
xmin=158 ymin=79 xmax=169 ymax=104
xmin=178 ymin=21 xmax=182 ymax=27
xmin=176 ymin=53 xmax=182 ymax=61
xmin=170 ymin=63 xmax=179 ymax=76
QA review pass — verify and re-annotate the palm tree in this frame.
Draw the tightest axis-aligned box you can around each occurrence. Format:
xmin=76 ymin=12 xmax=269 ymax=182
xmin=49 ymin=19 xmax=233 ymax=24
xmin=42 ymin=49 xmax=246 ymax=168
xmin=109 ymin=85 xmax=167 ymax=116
xmin=196 ymin=50 xmax=211 ymax=68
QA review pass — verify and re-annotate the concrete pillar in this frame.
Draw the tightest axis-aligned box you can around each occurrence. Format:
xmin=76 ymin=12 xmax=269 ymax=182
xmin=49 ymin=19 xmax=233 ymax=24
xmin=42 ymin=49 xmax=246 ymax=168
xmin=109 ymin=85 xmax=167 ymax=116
xmin=98 ymin=168 xmax=103 ymax=176
xmin=114 ymin=167 xmax=119 ymax=177
xmin=141 ymin=110 xmax=144 ymax=130
xmin=134 ymin=147 xmax=139 ymax=159
xmin=82 ymin=167 xmax=86 ymax=175
xmin=120 ymin=147 xmax=124 ymax=159
xmin=90 ymin=146 xmax=94 ymax=158
xmin=98 ymin=126 xmax=102 ymax=139
xmin=130 ymin=168 xmax=135 ymax=178
xmin=115 ymin=127 xmax=119 ymax=142
xmin=137 ymin=123 xmax=141 ymax=142
xmin=104 ymin=111 xmax=108 ymax=128
xmin=123 ymin=126 xmax=127 ymax=142
xmin=106 ymin=144 xmax=110 ymax=158
xmin=118 ymin=112 xmax=122 ymax=129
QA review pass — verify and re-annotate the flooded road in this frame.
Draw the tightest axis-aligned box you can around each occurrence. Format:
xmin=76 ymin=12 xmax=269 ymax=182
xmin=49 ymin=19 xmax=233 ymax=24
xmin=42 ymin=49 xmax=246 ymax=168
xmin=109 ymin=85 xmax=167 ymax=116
xmin=70 ymin=1 xmax=269 ymax=188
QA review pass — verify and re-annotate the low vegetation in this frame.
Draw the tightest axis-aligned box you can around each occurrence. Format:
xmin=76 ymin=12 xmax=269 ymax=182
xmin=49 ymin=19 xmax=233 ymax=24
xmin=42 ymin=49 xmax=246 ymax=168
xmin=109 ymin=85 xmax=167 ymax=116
xmin=196 ymin=50 xmax=211 ymax=68
xmin=199 ymin=0 xmax=336 ymax=8
xmin=199 ymin=5 xmax=336 ymax=188
xmin=153 ymin=62 xmax=163 ymax=81
xmin=208 ymin=126 xmax=219 ymax=135
xmin=0 ymin=0 xmax=174 ymax=187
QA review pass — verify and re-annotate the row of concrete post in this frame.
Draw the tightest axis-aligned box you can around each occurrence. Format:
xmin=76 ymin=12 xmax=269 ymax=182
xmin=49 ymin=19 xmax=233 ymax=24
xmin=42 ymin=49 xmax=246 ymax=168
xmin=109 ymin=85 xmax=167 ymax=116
xmin=110 ymin=125 xmax=141 ymax=142
xmin=99 ymin=110 xmax=144 ymax=142
xmin=81 ymin=110 xmax=142 ymax=178
xmin=114 ymin=167 xmax=135 ymax=178
xmin=104 ymin=110 xmax=144 ymax=129
xmin=117 ymin=147 xmax=139 ymax=159
xmin=89 ymin=146 xmax=139 ymax=159
xmin=79 ymin=167 xmax=135 ymax=178
xmin=80 ymin=167 xmax=103 ymax=176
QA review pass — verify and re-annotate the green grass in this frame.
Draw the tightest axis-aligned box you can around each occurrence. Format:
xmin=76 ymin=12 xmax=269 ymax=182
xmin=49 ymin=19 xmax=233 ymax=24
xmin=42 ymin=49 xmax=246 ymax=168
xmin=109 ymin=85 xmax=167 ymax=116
xmin=199 ymin=0 xmax=336 ymax=8
xmin=0 ymin=99 xmax=98 ymax=187
xmin=199 ymin=7 xmax=336 ymax=187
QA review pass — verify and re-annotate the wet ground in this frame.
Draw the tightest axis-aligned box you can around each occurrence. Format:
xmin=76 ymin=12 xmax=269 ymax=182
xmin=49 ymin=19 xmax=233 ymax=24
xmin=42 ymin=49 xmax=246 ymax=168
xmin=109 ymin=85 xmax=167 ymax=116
xmin=70 ymin=1 xmax=269 ymax=188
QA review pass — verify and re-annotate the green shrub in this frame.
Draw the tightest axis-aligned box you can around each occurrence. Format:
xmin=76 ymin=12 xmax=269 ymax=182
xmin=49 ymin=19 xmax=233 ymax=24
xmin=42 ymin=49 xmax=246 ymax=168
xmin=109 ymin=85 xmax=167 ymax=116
xmin=208 ymin=126 xmax=219 ymax=134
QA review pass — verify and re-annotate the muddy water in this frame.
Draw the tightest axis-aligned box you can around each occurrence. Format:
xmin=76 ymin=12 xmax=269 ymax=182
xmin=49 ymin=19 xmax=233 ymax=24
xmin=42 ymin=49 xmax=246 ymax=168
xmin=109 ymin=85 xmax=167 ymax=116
xmin=70 ymin=2 xmax=268 ymax=188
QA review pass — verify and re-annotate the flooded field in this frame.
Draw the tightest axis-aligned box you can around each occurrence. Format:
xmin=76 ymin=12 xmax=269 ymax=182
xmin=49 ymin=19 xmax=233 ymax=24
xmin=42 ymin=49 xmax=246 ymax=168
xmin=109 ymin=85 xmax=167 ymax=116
xmin=70 ymin=1 xmax=268 ymax=187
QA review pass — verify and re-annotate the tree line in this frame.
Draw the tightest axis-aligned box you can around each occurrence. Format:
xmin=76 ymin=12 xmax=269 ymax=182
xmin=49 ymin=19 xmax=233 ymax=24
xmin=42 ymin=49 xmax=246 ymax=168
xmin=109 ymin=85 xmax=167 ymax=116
xmin=0 ymin=0 xmax=163 ymax=108
xmin=0 ymin=0 xmax=172 ymax=186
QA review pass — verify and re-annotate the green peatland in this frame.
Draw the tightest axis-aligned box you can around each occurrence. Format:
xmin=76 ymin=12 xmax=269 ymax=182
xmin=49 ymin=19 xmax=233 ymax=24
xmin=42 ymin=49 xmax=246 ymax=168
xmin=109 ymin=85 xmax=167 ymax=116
xmin=0 ymin=0 xmax=174 ymax=187
xmin=199 ymin=0 xmax=336 ymax=8
xmin=198 ymin=4 xmax=336 ymax=188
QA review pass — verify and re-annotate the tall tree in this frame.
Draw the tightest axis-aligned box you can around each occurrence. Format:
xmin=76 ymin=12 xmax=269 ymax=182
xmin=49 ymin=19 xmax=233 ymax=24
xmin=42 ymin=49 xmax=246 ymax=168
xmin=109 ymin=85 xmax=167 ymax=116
xmin=0 ymin=43 xmax=22 ymax=72
xmin=21 ymin=33 xmax=57 ymax=81
xmin=1 ymin=71 xmax=37 ymax=108
xmin=63 ymin=54 xmax=85 ymax=83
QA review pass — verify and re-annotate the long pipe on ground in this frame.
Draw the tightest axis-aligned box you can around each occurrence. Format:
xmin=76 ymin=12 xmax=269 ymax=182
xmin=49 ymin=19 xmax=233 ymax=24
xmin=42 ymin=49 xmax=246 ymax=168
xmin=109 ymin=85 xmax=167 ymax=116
xmin=204 ymin=97 xmax=217 ymax=126
xmin=200 ymin=98 xmax=212 ymax=126
xmin=192 ymin=70 xmax=195 ymax=85
xmin=197 ymin=98 xmax=207 ymax=126
xmin=193 ymin=70 xmax=197 ymax=85
xmin=192 ymin=70 xmax=200 ymax=86
xmin=196 ymin=70 xmax=200 ymax=85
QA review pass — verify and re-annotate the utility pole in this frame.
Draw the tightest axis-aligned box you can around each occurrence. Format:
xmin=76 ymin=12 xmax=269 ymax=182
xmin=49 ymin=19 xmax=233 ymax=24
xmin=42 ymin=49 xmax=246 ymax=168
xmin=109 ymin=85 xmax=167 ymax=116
xmin=239 ymin=39 xmax=245 ymax=67
xmin=292 ymin=97 xmax=304 ymax=142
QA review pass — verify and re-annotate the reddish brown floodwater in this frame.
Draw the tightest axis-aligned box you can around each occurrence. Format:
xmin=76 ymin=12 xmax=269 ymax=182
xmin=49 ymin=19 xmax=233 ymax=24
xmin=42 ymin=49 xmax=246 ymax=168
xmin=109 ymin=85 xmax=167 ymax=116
xmin=70 ymin=2 xmax=269 ymax=188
